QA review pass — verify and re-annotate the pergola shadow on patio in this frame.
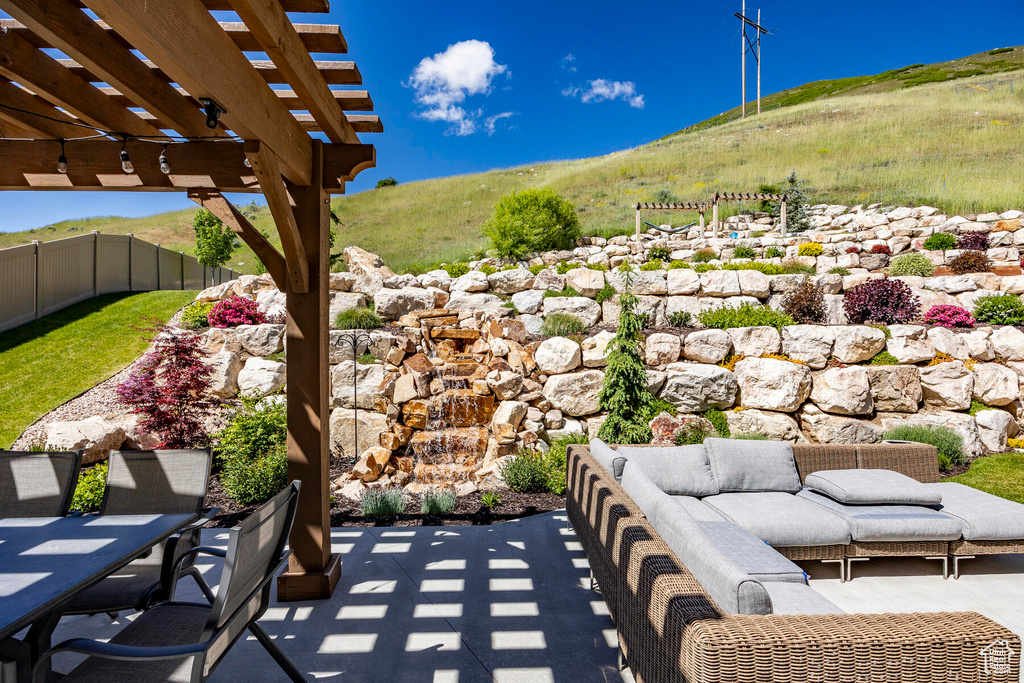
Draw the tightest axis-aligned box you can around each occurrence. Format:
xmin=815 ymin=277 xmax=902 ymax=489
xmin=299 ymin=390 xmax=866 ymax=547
xmin=47 ymin=512 xmax=627 ymax=683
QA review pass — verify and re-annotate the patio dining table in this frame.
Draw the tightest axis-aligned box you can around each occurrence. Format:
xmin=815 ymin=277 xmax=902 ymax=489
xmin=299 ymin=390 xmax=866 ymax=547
xmin=0 ymin=512 xmax=199 ymax=683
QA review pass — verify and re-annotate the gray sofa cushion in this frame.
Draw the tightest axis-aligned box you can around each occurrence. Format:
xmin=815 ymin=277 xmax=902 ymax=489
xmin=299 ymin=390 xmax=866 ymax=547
xmin=797 ymin=490 xmax=963 ymax=542
xmin=620 ymin=462 xmax=674 ymax=528
xmin=656 ymin=511 xmax=773 ymax=615
xmin=615 ymin=445 xmax=719 ymax=496
xmin=703 ymin=492 xmax=852 ymax=546
xmin=929 ymin=482 xmax=1024 ymax=541
xmin=805 ymin=469 xmax=942 ymax=506
xmin=670 ymin=495 xmax=728 ymax=522
xmin=696 ymin=519 xmax=807 ymax=584
xmin=704 ymin=438 xmax=801 ymax=493
xmin=763 ymin=583 xmax=845 ymax=615
xmin=589 ymin=439 xmax=627 ymax=481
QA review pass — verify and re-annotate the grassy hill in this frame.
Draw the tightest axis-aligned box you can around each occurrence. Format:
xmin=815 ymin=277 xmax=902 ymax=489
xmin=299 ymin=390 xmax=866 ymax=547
xmin=2 ymin=48 xmax=1023 ymax=273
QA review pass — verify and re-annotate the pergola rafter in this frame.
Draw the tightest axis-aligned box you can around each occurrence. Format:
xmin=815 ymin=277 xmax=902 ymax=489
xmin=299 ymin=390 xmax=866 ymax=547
xmin=635 ymin=191 xmax=789 ymax=238
xmin=0 ymin=0 xmax=381 ymax=601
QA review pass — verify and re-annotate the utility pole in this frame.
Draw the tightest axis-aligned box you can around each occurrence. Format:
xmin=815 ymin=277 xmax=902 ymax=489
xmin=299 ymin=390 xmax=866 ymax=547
xmin=735 ymin=4 xmax=769 ymax=117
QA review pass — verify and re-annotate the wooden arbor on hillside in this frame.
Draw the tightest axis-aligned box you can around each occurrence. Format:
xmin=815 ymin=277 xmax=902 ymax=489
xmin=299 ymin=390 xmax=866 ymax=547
xmin=0 ymin=0 xmax=380 ymax=600
xmin=636 ymin=191 xmax=788 ymax=239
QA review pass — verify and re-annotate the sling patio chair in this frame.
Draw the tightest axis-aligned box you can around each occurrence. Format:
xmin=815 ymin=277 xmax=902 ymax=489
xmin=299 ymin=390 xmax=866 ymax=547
xmin=35 ymin=482 xmax=305 ymax=683
xmin=62 ymin=449 xmax=219 ymax=617
xmin=0 ymin=450 xmax=82 ymax=518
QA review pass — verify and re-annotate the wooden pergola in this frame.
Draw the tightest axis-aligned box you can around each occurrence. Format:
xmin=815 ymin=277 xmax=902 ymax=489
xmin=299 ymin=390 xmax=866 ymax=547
xmin=0 ymin=0 xmax=379 ymax=600
xmin=636 ymin=191 xmax=788 ymax=239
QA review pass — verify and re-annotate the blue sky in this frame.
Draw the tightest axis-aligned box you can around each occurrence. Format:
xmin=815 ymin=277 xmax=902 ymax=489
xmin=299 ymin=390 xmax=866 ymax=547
xmin=2 ymin=0 xmax=1022 ymax=231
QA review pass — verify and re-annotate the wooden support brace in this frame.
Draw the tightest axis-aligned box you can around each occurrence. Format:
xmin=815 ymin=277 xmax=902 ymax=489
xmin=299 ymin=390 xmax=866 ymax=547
xmin=245 ymin=142 xmax=309 ymax=294
xmin=188 ymin=190 xmax=287 ymax=290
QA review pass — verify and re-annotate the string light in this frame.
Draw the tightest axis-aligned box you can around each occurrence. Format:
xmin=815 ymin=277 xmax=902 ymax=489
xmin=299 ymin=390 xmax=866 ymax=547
xmin=120 ymin=137 xmax=134 ymax=174
xmin=243 ymin=157 xmax=251 ymax=168
xmin=158 ymin=144 xmax=171 ymax=174
xmin=57 ymin=139 xmax=68 ymax=174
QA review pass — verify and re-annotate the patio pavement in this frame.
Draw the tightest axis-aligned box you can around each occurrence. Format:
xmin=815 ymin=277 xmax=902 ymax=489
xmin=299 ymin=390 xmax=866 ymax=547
xmin=48 ymin=511 xmax=631 ymax=683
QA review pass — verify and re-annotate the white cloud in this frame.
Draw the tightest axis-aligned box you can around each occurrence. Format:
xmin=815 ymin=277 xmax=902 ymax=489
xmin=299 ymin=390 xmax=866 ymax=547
xmin=484 ymin=112 xmax=516 ymax=135
xmin=563 ymin=78 xmax=645 ymax=109
xmin=561 ymin=54 xmax=577 ymax=72
xmin=406 ymin=40 xmax=509 ymax=136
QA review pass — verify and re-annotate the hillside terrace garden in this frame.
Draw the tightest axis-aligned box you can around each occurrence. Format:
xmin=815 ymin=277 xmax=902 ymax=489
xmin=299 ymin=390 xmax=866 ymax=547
xmin=21 ymin=188 xmax=1024 ymax=527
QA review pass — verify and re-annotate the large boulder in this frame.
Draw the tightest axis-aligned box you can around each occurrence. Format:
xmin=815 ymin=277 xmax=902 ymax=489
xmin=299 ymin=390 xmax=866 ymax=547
xmin=330 ymin=361 xmax=386 ymax=409
xmin=727 ymin=326 xmax=781 ymax=356
xmin=255 ymin=288 xmax=286 ymax=319
xmin=417 ymin=269 xmax=452 ymax=291
xmin=450 ymin=270 xmax=490 ymax=292
xmin=582 ymin=330 xmax=615 ymax=368
xmin=800 ymin=404 xmax=882 ymax=444
xmin=725 ymin=408 xmax=804 ymax=442
xmin=328 ymin=292 xmax=368 ymax=324
xmin=733 ymin=357 xmax=811 ymax=412
xmin=608 ymin=271 xmax=667 ymax=295
xmin=196 ymin=282 xmax=232 ymax=303
xmin=660 ymin=363 xmax=738 ymax=412
xmin=782 ymin=325 xmax=834 ymax=369
xmin=542 ymin=370 xmax=605 ymax=416
xmin=963 ymin=330 xmax=996 ymax=361
xmin=644 ymin=332 xmax=681 ymax=366
xmin=329 ymin=408 xmax=389 ymax=460
xmin=919 ymin=361 xmax=974 ymax=410
xmin=492 ymin=400 xmax=528 ymax=431
xmin=343 ymin=245 xmax=394 ymax=278
xmin=879 ymin=410 xmax=984 ymax=459
xmin=535 ymin=337 xmax=582 ymax=375
xmin=926 ymin=327 xmax=970 ymax=360
xmin=237 ymin=358 xmax=287 ymax=396
xmin=866 ymin=365 xmax=922 ymax=413
xmin=488 ymin=268 xmax=535 ymax=294
xmin=234 ymin=324 xmax=285 ymax=357
xmin=700 ymin=270 xmax=741 ymax=297
xmin=667 ymin=269 xmax=700 ymax=295
xmin=737 ymin=270 xmax=771 ymax=298
xmin=208 ymin=349 xmax=244 ymax=399
xmin=564 ymin=268 xmax=606 ymax=298
xmin=810 ymin=366 xmax=873 ymax=415
xmin=682 ymin=329 xmax=732 ymax=363
xmin=510 ymin=289 xmax=544 ymax=314
xmin=45 ymin=416 xmax=127 ymax=465
xmin=886 ymin=325 xmax=935 ymax=364
xmin=975 ymin=408 xmax=1019 ymax=453
xmin=445 ymin=292 xmax=505 ymax=314
xmin=831 ymin=326 xmax=887 ymax=363
xmin=990 ymin=326 xmax=1024 ymax=361
xmin=532 ymin=269 xmax=566 ymax=292
xmin=329 ymin=272 xmax=357 ymax=292
xmin=373 ymin=287 xmax=434 ymax=320
xmin=973 ymin=363 xmax=1020 ymax=406
xmin=542 ymin=297 xmax=602 ymax=327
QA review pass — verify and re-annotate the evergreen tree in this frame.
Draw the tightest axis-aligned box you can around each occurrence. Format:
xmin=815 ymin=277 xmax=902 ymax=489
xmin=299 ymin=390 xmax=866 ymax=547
xmin=192 ymin=208 xmax=238 ymax=268
xmin=597 ymin=265 xmax=670 ymax=444
xmin=768 ymin=171 xmax=812 ymax=232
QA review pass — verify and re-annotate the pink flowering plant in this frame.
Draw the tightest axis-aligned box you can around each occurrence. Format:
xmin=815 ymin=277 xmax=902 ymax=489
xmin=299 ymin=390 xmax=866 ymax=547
xmin=923 ymin=304 xmax=976 ymax=329
xmin=207 ymin=295 xmax=266 ymax=328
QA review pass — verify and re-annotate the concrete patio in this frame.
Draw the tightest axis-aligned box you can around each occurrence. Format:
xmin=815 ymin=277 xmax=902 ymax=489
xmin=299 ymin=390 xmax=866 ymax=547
xmin=47 ymin=510 xmax=1024 ymax=682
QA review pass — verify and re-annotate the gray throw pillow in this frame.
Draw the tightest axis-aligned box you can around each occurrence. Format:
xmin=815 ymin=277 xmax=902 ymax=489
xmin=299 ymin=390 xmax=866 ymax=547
xmin=805 ymin=469 xmax=943 ymax=506
xmin=704 ymin=437 xmax=801 ymax=493
xmin=617 ymin=445 xmax=719 ymax=496
xmin=589 ymin=438 xmax=627 ymax=481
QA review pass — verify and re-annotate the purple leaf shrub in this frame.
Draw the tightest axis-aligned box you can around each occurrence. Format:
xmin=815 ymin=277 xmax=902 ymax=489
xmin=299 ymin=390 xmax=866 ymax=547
xmin=956 ymin=232 xmax=989 ymax=251
xmin=843 ymin=276 xmax=920 ymax=325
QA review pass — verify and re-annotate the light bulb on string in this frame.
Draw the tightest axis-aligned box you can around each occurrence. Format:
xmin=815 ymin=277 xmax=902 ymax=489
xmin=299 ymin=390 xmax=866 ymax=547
xmin=57 ymin=139 xmax=68 ymax=174
xmin=243 ymin=157 xmax=251 ymax=169
xmin=159 ymin=144 xmax=170 ymax=174
xmin=120 ymin=138 xmax=134 ymax=174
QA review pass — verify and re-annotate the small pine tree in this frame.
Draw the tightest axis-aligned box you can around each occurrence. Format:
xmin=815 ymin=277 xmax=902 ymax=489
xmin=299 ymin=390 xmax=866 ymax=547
xmin=768 ymin=172 xmax=811 ymax=232
xmin=115 ymin=323 xmax=215 ymax=449
xmin=597 ymin=266 xmax=665 ymax=444
xmin=193 ymin=208 xmax=238 ymax=268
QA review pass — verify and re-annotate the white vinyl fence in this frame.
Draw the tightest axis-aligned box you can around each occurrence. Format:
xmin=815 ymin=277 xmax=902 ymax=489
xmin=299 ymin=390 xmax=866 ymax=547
xmin=0 ymin=232 xmax=236 ymax=333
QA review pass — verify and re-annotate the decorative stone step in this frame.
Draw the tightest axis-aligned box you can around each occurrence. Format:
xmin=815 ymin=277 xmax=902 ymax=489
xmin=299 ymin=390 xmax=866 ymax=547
xmin=414 ymin=462 xmax=478 ymax=484
xmin=431 ymin=390 xmax=494 ymax=427
xmin=408 ymin=427 xmax=488 ymax=462
xmin=430 ymin=328 xmax=481 ymax=341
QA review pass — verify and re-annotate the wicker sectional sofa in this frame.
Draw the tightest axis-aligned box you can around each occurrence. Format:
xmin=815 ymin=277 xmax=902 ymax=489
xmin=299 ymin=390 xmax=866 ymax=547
xmin=566 ymin=439 xmax=1022 ymax=683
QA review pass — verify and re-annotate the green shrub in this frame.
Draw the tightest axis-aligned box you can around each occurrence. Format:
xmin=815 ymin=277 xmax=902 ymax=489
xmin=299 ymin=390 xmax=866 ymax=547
xmin=973 ymin=295 xmax=1024 ymax=325
xmin=483 ymin=188 xmax=582 ymax=259
xmin=889 ymin=252 xmax=936 ymax=277
xmin=357 ymin=353 xmax=378 ymax=365
xmin=595 ymin=283 xmax=617 ymax=304
xmin=542 ymin=286 xmax=581 ymax=298
xmin=70 ymin=463 xmax=107 ymax=513
xmin=361 ymin=488 xmax=408 ymax=519
xmin=216 ymin=394 xmax=289 ymax=506
xmin=479 ymin=263 xmax=497 ymax=276
xmin=703 ymin=409 xmax=730 ymax=438
xmin=798 ymin=242 xmax=823 ymax=257
xmin=667 ymin=259 xmax=689 ymax=270
xmin=544 ymin=433 xmax=586 ymax=495
xmin=586 ymin=263 xmax=609 ymax=272
xmin=923 ymin=233 xmax=957 ymax=250
xmin=481 ymin=491 xmax=501 ymax=508
xmin=868 ymin=350 xmax=900 ymax=365
xmin=750 ymin=230 xmax=766 ymax=238
xmin=443 ymin=262 xmax=471 ymax=278
xmin=193 ymin=208 xmax=238 ymax=268
xmin=733 ymin=245 xmax=756 ymax=259
xmin=765 ymin=246 xmax=785 ymax=259
xmin=780 ymin=261 xmax=817 ymax=275
xmin=698 ymin=303 xmax=795 ymax=331
xmin=675 ymin=422 xmax=711 ymax=445
xmin=639 ymin=260 xmax=663 ymax=271
xmin=668 ymin=311 xmax=692 ymax=327
xmin=881 ymin=424 xmax=965 ymax=470
xmin=528 ymin=264 xmax=547 ymax=275
xmin=648 ymin=246 xmax=672 ymax=261
xmin=421 ymin=488 xmax=457 ymax=515
xmin=500 ymin=449 xmax=549 ymax=493
xmin=692 ymin=249 xmax=717 ymax=263
xmin=969 ymin=399 xmax=994 ymax=416
xmin=335 ymin=306 xmax=383 ymax=330
xmin=555 ymin=261 xmax=576 ymax=275
xmin=180 ymin=301 xmax=214 ymax=330
xmin=829 ymin=266 xmax=851 ymax=276
xmin=540 ymin=313 xmax=585 ymax=336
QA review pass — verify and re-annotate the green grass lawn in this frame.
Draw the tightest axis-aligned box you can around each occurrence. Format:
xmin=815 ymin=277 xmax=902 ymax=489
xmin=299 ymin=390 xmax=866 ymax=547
xmin=944 ymin=452 xmax=1024 ymax=503
xmin=0 ymin=291 xmax=196 ymax=448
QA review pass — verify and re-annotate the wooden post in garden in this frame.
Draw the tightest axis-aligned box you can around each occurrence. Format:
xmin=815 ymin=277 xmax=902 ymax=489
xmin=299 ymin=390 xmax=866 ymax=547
xmin=699 ymin=210 xmax=706 ymax=238
xmin=780 ymin=194 xmax=788 ymax=237
xmin=712 ymin=195 xmax=720 ymax=239
xmin=635 ymin=205 xmax=642 ymax=240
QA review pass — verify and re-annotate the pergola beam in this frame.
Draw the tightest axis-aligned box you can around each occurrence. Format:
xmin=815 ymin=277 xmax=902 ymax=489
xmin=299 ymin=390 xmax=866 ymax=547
xmin=245 ymin=143 xmax=309 ymax=293
xmin=96 ymin=86 xmax=374 ymax=113
xmin=58 ymin=58 xmax=361 ymax=87
xmin=0 ymin=78 xmax=95 ymax=139
xmin=202 ymin=0 xmax=328 ymax=11
xmin=189 ymin=190 xmax=288 ymax=290
xmin=229 ymin=0 xmax=357 ymax=143
xmin=85 ymin=0 xmax=314 ymax=185
xmin=0 ymin=28 xmax=163 ymax=138
xmin=0 ymin=0 xmax=220 ymax=139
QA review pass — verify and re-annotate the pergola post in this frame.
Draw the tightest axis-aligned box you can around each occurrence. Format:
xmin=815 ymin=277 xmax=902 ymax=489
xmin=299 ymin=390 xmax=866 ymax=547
xmin=712 ymin=195 xmax=720 ymax=239
xmin=780 ymin=194 xmax=788 ymax=237
xmin=635 ymin=205 xmax=641 ymax=240
xmin=277 ymin=140 xmax=340 ymax=601
xmin=699 ymin=210 xmax=706 ymax=238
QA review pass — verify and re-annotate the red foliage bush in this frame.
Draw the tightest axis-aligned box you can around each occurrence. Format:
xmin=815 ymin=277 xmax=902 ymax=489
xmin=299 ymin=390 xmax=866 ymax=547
xmin=947 ymin=250 xmax=992 ymax=275
xmin=956 ymin=232 xmax=990 ymax=251
xmin=843 ymin=276 xmax=920 ymax=324
xmin=208 ymin=296 xmax=266 ymax=328
xmin=870 ymin=244 xmax=892 ymax=255
xmin=845 ymin=246 xmax=860 ymax=254
xmin=116 ymin=324 xmax=215 ymax=448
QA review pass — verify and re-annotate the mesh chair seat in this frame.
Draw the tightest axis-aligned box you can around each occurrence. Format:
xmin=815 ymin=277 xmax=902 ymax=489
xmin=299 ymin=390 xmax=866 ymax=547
xmin=61 ymin=560 xmax=163 ymax=613
xmin=0 ymin=451 xmax=81 ymax=517
xmin=61 ymin=604 xmax=209 ymax=683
